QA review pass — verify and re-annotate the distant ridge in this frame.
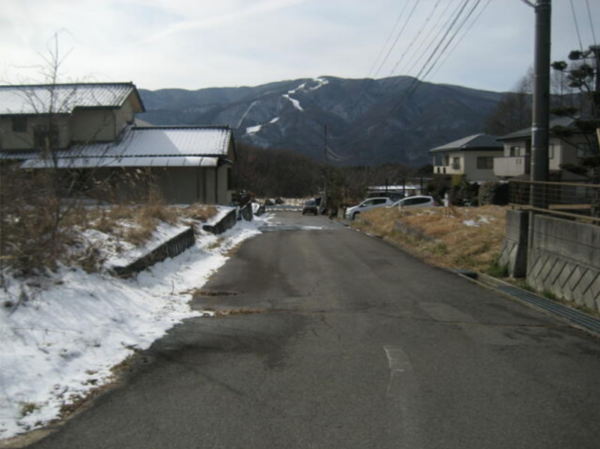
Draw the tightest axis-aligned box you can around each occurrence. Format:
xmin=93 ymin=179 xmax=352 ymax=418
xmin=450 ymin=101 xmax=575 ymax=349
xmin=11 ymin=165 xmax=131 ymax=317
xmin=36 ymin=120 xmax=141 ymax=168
xmin=138 ymin=76 xmax=503 ymax=166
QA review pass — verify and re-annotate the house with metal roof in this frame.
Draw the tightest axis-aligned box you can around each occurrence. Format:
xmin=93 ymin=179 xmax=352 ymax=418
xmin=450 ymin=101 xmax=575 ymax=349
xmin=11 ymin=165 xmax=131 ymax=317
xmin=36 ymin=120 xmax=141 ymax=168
xmin=0 ymin=83 xmax=235 ymax=204
xmin=430 ymin=134 xmax=503 ymax=182
xmin=493 ymin=117 xmax=593 ymax=180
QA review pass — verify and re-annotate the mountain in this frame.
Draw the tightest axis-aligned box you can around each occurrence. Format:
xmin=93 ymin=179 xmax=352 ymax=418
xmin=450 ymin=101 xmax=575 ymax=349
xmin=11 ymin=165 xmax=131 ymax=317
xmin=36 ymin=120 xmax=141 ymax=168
xmin=138 ymin=76 xmax=503 ymax=167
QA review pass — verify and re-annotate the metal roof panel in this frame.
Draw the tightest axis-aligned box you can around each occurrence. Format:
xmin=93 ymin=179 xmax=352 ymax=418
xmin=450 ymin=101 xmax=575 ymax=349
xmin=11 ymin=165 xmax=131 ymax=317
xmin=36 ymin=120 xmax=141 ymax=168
xmin=0 ymin=83 xmax=137 ymax=115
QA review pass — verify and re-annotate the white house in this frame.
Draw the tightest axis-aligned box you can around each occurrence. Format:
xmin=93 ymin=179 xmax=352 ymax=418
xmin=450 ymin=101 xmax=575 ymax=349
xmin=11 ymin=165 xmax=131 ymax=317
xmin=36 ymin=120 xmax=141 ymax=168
xmin=430 ymin=134 xmax=503 ymax=182
xmin=493 ymin=117 xmax=594 ymax=181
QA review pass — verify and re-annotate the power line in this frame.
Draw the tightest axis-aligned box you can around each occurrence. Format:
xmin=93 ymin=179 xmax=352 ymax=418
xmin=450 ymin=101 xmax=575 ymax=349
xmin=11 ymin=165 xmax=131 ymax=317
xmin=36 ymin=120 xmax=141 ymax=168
xmin=570 ymin=0 xmax=584 ymax=52
xmin=402 ymin=0 xmax=465 ymax=78
xmin=400 ymin=0 xmax=455 ymax=74
xmin=365 ymin=2 xmax=411 ymax=80
xmin=390 ymin=1 xmax=475 ymax=109
xmin=326 ymin=146 xmax=350 ymax=162
xmin=410 ymin=0 xmax=483 ymax=95
xmin=387 ymin=0 xmax=444 ymax=78
xmin=375 ymin=0 xmax=483 ymax=135
xmin=372 ymin=0 xmax=421 ymax=80
xmin=429 ymin=0 xmax=493 ymax=81
xmin=585 ymin=0 xmax=597 ymax=47
xmin=349 ymin=0 xmax=415 ymax=115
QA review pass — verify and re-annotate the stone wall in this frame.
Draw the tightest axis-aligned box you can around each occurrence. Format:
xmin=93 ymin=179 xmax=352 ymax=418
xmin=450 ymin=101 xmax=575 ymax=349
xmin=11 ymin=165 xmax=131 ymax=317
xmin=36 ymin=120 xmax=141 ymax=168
xmin=527 ymin=215 xmax=600 ymax=311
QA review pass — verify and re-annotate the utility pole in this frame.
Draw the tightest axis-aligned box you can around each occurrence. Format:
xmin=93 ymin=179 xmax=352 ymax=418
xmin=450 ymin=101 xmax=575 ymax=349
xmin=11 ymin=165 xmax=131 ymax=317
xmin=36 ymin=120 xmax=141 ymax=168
xmin=530 ymin=0 xmax=552 ymax=207
xmin=323 ymin=124 xmax=328 ymax=209
xmin=591 ymin=45 xmax=600 ymax=150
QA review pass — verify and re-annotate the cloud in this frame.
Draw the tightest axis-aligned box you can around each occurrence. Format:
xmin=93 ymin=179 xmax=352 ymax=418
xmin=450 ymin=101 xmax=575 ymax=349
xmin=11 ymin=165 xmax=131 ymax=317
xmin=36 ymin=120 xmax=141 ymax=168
xmin=0 ymin=0 xmax=598 ymax=91
xmin=140 ymin=0 xmax=311 ymax=45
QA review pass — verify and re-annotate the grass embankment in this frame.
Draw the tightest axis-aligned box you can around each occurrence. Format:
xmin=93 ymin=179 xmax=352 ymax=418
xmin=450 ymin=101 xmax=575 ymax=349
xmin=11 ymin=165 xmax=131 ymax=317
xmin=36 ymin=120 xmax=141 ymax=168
xmin=1 ymin=203 xmax=218 ymax=275
xmin=84 ymin=203 xmax=217 ymax=245
xmin=353 ymin=205 xmax=507 ymax=274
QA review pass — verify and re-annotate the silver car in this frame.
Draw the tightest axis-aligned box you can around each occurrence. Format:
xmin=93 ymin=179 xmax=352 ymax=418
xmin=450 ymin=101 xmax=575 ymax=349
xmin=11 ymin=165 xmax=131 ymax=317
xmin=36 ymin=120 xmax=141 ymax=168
xmin=390 ymin=195 xmax=437 ymax=208
xmin=346 ymin=197 xmax=394 ymax=220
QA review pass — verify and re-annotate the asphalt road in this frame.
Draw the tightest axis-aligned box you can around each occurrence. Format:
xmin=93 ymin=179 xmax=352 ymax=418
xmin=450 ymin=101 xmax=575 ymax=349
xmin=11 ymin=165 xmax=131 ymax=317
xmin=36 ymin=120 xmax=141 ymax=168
xmin=26 ymin=212 xmax=600 ymax=449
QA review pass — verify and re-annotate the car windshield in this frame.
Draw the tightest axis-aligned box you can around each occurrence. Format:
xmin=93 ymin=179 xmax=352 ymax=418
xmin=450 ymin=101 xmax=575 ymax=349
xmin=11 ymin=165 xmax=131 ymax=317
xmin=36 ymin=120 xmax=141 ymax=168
xmin=305 ymin=200 xmax=316 ymax=206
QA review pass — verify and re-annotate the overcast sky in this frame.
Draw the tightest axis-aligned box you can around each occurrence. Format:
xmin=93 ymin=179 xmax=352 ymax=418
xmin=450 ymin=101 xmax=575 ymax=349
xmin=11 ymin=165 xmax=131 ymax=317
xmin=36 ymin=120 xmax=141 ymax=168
xmin=1 ymin=0 xmax=598 ymax=93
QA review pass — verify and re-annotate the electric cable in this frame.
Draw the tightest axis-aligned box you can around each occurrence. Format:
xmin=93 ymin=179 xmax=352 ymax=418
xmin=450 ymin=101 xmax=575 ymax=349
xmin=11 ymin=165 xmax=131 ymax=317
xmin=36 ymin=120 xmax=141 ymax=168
xmin=585 ymin=0 xmax=597 ymax=47
xmin=429 ymin=0 xmax=493 ymax=81
xmin=388 ymin=0 xmax=444 ymax=78
xmin=570 ymin=0 xmax=584 ymax=52
xmin=377 ymin=0 xmax=478 ymax=133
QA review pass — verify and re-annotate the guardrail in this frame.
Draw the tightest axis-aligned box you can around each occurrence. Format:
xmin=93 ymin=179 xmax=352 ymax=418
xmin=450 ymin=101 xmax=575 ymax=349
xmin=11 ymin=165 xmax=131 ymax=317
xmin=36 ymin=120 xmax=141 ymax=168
xmin=508 ymin=180 xmax=600 ymax=225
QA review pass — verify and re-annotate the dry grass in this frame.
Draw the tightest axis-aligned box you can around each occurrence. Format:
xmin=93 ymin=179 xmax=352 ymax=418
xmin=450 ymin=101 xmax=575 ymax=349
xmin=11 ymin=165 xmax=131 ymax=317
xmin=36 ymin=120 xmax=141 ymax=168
xmin=356 ymin=206 xmax=508 ymax=272
xmin=121 ymin=203 xmax=178 ymax=245
xmin=1 ymin=190 xmax=218 ymax=274
xmin=179 ymin=204 xmax=218 ymax=222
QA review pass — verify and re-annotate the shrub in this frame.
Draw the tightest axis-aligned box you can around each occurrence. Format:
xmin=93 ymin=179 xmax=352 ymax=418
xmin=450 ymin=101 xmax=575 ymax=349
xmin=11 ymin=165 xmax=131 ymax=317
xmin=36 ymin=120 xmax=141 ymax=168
xmin=478 ymin=182 xmax=509 ymax=206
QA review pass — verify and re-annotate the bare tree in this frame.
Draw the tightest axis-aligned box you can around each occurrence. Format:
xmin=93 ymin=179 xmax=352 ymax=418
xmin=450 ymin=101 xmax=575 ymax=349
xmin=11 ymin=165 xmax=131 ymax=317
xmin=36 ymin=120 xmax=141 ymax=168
xmin=485 ymin=71 xmax=533 ymax=136
xmin=1 ymin=36 xmax=152 ymax=274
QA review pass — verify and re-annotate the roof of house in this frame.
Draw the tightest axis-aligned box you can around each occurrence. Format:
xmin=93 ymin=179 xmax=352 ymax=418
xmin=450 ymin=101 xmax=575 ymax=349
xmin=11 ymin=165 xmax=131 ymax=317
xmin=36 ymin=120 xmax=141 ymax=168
xmin=429 ymin=133 xmax=502 ymax=153
xmin=17 ymin=125 xmax=232 ymax=169
xmin=0 ymin=82 xmax=145 ymax=115
xmin=497 ymin=117 xmax=576 ymax=141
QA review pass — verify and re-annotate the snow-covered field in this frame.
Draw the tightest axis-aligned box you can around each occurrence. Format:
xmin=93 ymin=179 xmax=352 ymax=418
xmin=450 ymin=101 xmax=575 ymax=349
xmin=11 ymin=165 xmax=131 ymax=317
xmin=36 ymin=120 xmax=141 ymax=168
xmin=0 ymin=214 xmax=266 ymax=440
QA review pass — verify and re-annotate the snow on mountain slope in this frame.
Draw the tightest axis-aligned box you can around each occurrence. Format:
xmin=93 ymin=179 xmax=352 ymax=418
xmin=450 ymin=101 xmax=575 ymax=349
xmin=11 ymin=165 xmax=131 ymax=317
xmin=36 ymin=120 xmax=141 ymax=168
xmin=139 ymin=76 xmax=503 ymax=166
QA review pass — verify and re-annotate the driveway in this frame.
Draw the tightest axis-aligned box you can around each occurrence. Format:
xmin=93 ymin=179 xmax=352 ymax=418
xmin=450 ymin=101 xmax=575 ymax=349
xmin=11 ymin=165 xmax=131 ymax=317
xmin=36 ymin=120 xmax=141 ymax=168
xmin=26 ymin=212 xmax=600 ymax=449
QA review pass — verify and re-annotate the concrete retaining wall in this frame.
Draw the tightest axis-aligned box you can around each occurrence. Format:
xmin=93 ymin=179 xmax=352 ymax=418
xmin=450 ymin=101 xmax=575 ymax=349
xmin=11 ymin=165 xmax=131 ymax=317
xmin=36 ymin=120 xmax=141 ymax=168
xmin=527 ymin=215 xmax=600 ymax=311
xmin=112 ymin=205 xmax=254 ymax=278
xmin=112 ymin=227 xmax=196 ymax=278
xmin=499 ymin=210 xmax=529 ymax=277
xmin=202 ymin=208 xmax=238 ymax=235
xmin=239 ymin=203 xmax=253 ymax=221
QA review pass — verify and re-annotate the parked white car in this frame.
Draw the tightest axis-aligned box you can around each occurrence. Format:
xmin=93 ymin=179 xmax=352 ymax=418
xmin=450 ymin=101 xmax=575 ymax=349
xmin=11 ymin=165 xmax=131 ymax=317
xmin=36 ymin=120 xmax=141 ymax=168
xmin=390 ymin=195 xmax=437 ymax=208
xmin=346 ymin=197 xmax=394 ymax=220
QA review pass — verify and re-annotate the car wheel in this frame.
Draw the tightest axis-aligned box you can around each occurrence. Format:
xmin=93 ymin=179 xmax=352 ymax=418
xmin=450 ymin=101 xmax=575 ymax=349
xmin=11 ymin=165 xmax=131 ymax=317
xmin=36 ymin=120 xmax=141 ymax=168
xmin=314 ymin=211 xmax=318 ymax=216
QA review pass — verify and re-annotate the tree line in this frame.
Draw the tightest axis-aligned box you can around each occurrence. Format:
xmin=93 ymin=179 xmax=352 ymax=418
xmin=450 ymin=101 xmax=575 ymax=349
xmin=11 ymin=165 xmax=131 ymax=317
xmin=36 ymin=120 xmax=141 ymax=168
xmin=232 ymin=142 xmax=420 ymax=203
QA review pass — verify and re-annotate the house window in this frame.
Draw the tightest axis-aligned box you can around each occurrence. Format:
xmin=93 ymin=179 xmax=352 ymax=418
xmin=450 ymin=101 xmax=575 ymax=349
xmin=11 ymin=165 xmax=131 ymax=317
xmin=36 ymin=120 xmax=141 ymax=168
xmin=477 ymin=156 xmax=494 ymax=169
xmin=452 ymin=157 xmax=461 ymax=170
xmin=434 ymin=153 xmax=445 ymax=166
xmin=509 ymin=146 xmax=520 ymax=157
xmin=227 ymin=167 xmax=233 ymax=190
xmin=12 ymin=116 xmax=27 ymax=133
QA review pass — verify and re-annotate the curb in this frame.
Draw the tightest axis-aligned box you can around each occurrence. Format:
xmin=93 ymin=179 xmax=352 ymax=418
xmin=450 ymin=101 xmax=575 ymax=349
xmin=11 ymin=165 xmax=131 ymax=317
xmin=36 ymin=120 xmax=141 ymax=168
xmin=452 ymin=270 xmax=600 ymax=338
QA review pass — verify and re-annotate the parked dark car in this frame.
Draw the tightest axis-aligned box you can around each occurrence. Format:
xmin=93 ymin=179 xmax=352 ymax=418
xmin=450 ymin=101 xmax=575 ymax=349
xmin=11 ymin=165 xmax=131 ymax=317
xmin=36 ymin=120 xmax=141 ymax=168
xmin=302 ymin=199 xmax=318 ymax=215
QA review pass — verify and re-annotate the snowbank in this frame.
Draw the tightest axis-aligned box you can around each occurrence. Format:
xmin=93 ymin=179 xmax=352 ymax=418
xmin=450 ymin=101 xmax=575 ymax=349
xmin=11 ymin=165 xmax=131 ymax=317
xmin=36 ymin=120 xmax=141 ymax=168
xmin=0 ymin=216 xmax=264 ymax=439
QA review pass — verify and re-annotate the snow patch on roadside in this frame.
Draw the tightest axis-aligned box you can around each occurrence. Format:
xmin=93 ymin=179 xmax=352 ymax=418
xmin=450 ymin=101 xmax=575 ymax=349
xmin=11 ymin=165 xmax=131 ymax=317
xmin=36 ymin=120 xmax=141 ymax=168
xmin=0 ymin=216 xmax=264 ymax=439
xmin=462 ymin=220 xmax=481 ymax=227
